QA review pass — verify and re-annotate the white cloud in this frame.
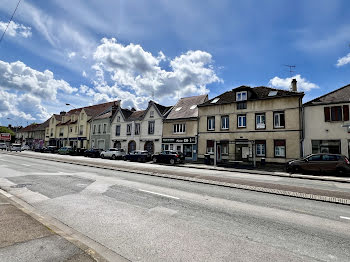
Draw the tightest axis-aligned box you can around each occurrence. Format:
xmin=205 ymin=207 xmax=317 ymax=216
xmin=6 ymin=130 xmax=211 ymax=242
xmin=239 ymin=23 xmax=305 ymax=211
xmin=92 ymin=38 xmax=221 ymax=108
xmin=269 ymin=74 xmax=319 ymax=92
xmin=0 ymin=20 xmax=32 ymax=38
xmin=336 ymin=53 xmax=350 ymax=67
xmin=0 ymin=60 xmax=77 ymax=100
xmin=68 ymin=52 xmax=76 ymax=59
xmin=82 ymin=70 xmax=87 ymax=77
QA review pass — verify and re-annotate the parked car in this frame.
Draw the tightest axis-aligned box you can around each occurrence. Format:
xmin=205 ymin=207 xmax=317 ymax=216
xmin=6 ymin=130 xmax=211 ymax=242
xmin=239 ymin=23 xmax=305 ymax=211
xmin=42 ymin=146 xmax=58 ymax=153
xmin=100 ymin=148 xmax=126 ymax=160
xmin=21 ymin=145 xmax=30 ymax=151
xmin=124 ymin=150 xmax=152 ymax=162
xmin=84 ymin=148 xmax=102 ymax=158
xmin=8 ymin=143 xmax=22 ymax=152
xmin=0 ymin=142 xmax=7 ymax=150
xmin=286 ymin=153 xmax=350 ymax=175
xmin=58 ymin=146 xmax=73 ymax=155
xmin=70 ymin=148 xmax=86 ymax=156
xmin=152 ymin=150 xmax=185 ymax=165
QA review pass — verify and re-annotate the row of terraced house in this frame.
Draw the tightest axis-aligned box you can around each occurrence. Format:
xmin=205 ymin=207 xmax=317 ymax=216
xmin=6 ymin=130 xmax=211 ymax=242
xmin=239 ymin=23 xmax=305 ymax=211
xmin=16 ymin=79 xmax=350 ymax=164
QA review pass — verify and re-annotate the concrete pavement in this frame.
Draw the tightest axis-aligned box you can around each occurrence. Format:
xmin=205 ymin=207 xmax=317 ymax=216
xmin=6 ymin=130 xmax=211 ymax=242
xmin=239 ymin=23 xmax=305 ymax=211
xmin=0 ymin=153 xmax=350 ymax=261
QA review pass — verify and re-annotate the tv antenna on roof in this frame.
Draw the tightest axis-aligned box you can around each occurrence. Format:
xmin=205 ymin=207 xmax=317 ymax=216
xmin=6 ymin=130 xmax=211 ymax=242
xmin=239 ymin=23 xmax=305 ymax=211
xmin=284 ymin=65 xmax=296 ymax=77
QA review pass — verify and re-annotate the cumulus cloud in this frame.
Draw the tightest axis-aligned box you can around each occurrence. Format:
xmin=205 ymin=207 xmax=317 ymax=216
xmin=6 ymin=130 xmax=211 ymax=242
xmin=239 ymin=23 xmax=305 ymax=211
xmin=336 ymin=53 xmax=350 ymax=67
xmin=92 ymin=38 xmax=221 ymax=108
xmin=0 ymin=60 xmax=77 ymax=100
xmin=68 ymin=52 xmax=76 ymax=58
xmin=269 ymin=74 xmax=319 ymax=92
xmin=0 ymin=20 xmax=32 ymax=38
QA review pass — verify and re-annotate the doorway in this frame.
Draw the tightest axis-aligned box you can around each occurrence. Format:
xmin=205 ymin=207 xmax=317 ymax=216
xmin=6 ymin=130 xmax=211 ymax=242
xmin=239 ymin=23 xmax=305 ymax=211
xmin=183 ymin=144 xmax=192 ymax=158
xmin=128 ymin=140 xmax=136 ymax=153
xmin=144 ymin=141 xmax=154 ymax=154
xmin=216 ymin=144 xmax=222 ymax=162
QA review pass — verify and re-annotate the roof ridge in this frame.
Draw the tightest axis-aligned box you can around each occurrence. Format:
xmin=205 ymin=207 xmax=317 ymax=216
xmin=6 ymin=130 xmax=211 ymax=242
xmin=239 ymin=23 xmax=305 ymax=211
xmin=304 ymin=83 xmax=350 ymax=105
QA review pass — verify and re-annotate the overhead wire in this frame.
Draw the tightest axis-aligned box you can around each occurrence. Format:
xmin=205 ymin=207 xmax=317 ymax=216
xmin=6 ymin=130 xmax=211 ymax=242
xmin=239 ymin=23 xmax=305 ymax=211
xmin=0 ymin=0 xmax=22 ymax=44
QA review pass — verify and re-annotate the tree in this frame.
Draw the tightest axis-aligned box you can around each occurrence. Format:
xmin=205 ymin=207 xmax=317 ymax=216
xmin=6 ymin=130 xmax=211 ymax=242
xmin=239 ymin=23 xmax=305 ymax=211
xmin=0 ymin=126 xmax=15 ymax=136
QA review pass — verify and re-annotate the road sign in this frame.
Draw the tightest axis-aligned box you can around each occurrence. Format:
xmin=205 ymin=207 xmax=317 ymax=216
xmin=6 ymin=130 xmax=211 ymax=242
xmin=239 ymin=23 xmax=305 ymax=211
xmin=0 ymin=133 xmax=11 ymax=141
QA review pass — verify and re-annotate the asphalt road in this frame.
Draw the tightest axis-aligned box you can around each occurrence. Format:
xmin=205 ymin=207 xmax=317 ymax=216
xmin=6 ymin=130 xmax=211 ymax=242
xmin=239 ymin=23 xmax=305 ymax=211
xmin=0 ymin=153 xmax=350 ymax=261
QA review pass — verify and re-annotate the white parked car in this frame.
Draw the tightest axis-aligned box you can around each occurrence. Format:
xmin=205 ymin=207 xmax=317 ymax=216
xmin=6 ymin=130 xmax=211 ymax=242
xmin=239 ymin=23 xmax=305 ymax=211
xmin=21 ymin=145 xmax=30 ymax=150
xmin=0 ymin=143 xmax=7 ymax=150
xmin=100 ymin=148 xmax=126 ymax=160
xmin=9 ymin=144 xmax=22 ymax=152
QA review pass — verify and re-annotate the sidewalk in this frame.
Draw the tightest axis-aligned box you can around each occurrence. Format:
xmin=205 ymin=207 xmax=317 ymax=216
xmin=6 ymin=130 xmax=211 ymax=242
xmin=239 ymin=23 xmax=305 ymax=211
xmin=0 ymin=192 xmax=96 ymax=262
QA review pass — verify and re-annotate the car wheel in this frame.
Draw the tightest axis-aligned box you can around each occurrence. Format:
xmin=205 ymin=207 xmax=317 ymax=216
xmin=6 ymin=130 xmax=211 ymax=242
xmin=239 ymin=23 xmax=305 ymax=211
xmin=101 ymin=154 xmax=105 ymax=159
xmin=111 ymin=154 xmax=116 ymax=160
xmin=169 ymin=158 xmax=175 ymax=165
xmin=293 ymin=166 xmax=301 ymax=174
xmin=153 ymin=157 xmax=157 ymax=163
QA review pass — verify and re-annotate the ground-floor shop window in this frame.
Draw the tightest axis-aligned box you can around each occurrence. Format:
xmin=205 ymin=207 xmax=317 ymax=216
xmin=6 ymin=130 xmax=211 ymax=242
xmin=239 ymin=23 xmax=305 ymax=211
xmin=312 ymin=140 xmax=341 ymax=154
xmin=184 ymin=144 xmax=192 ymax=158
xmin=274 ymin=140 xmax=286 ymax=158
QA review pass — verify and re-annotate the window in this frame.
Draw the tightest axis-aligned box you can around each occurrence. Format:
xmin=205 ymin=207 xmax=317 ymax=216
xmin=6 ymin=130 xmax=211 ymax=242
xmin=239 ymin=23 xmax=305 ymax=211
xmin=170 ymin=144 xmax=174 ymax=150
xmin=75 ymin=126 xmax=77 ymax=133
xmin=175 ymin=107 xmax=182 ymax=111
xmin=115 ymin=125 xmax=120 ymax=136
xmin=80 ymin=125 xmax=84 ymax=135
xmin=207 ymin=116 xmax=215 ymax=131
xmin=308 ymin=155 xmax=322 ymax=161
xmin=103 ymin=124 xmax=107 ymax=133
xmin=236 ymin=91 xmax=247 ymax=101
xmin=150 ymin=111 xmax=154 ymax=118
xmin=274 ymin=112 xmax=285 ymax=128
xmin=190 ymin=105 xmax=197 ymax=110
xmin=237 ymin=115 xmax=246 ymax=128
xmin=323 ymin=154 xmax=340 ymax=161
xmin=311 ymin=140 xmax=341 ymax=154
xmin=173 ymin=123 xmax=186 ymax=133
xmin=70 ymin=127 xmax=73 ymax=133
xmin=98 ymin=124 xmax=101 ymax=134
xmin=256 ymin=140 xmax=266 ymax=157
xmin=50 ymin=128 xmax=53 ymax=136
xmin=81 ymin=113 xmax=84 ymax=120
xmin=117 ymin=116 xmax=120 ymax=122
xmin=222 ymin=142 xmax=229 ymax=155
xmin=221 ymin=116 xmax=229 ymax=130
xmin=59 ymin=128 xmax=64 ymax=136
xmin=52 ymin=118 xmax=54 ymax=123
xmin=274 ymin=140 xmax=286 ymax=158
xmin=148 ymin=121 xmax=155 ymax=134
xmin=211 ymin=98 xmax=220 ymax=104
xmin=324 ymin=105 xmax=349 ymax=122
xmin=237 ymin=102 xmax=247 ymax=110
xmin=135 ymin=123 xmax=140 ymax=135
xmin=207 ymin=140 xmax=214 ymax=154
xmin=256 ymin=113 xmax=266 ymax=129
xmin=93 ymin=125 xmax=96 ymax=134
xmin=127 ymin=124 xmax=132 ymax=135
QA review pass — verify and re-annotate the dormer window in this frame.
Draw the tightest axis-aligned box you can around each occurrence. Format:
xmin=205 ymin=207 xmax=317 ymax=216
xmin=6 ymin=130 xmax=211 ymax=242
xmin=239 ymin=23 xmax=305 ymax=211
xmin=150 ymin=111 xmax=154 ymax=118
xmin=236 ymin=91 xmax=247 ymax=101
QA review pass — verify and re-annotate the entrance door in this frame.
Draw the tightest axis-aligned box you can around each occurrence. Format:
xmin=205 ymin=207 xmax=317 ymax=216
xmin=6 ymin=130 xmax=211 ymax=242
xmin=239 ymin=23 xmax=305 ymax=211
xmin=216 ymin=144 xmax=222 ymax=162
xmin=128 ymin=140 xmax=136 ymax=153
xmin=183 ymin=144 xmax=192 ymax=158
xmin=144 ymin=141 xmax=154 ymax=154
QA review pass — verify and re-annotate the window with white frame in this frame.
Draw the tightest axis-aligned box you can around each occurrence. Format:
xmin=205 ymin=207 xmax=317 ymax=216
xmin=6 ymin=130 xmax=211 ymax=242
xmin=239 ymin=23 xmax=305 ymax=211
xmin=150 ymin=111 xmax=154 ymax=118
xmin=274 ymin=112 xmax=285 ymax=128
xmin=237 ymin=115 xmax=246 ymax=128
xmin=256 ymin=113 xmax=266 ymax=129
xmin=126 ymin=124 xmax=132 ymax=135
xmin=222 ymin=142 xmax=229 ymax=155
xmin=173 ymin=123 xmax=186 ymax=133
xmin=75 ymin=126 xmax=77 ymax=133
xmin=93 ymin=125 xmax=96 ymax=134
xmin=115 ymin=125 xmax=120 ymax=136
xmin=117 ymin=116 xmax=120 ymax=122
xmin=148 ymin=121 xmax=155 ymax=134
xmin=170 ymin=144 xmax=174 ymax=150
xmin=207 ymin=116 xmax=215 ymax=131
xmin=236 ymin=91 xmax=247 ymax=101
xmin=135 ymin=123 xmax=140 ymax=135
xmin=221 ymin=116 xmax=229 ymax=130
xmin=98 ymin=124 xmax=101 ymax=134
xmin=103 ymin=123 xmax=107 ymax=133
xmin=274 ymin=140 xmax=286 ymax=157
xmin=256 ymin=140 xmax=266 ymax=157
xmin=207 ymin=140 xmax=214 ymax=154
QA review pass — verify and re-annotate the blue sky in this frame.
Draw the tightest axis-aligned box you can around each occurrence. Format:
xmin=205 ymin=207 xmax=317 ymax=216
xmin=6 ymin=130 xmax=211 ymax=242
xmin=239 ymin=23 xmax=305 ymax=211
xmin=0 ymin=0 xmax=349 ymax=126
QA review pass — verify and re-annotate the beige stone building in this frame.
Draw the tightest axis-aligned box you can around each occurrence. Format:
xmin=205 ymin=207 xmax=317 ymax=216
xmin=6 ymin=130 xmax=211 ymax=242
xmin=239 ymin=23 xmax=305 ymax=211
xmin=45 ymin=101 xmax=119 ymax=149
xmin=197 ymin=81 xmax=304 ymax=164
xmin=303 ymin=84 xmax=350 ymax=158
xmin=162 ymin=95 xmax=208 ymax=161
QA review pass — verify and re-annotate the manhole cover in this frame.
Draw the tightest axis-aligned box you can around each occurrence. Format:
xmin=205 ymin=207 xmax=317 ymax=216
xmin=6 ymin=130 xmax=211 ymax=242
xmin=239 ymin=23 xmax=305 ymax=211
xmin=11 ymin=183 xmax=32 ymax=188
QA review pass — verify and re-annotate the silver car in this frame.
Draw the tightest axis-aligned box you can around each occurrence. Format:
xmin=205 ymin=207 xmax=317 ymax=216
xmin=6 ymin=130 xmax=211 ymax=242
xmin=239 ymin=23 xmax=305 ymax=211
xmin=100 ymin=148 xmax=126 ymax=160
xmin=9 ymin=144 xmax=22 ymax=152
xmin=0 ymin=143 xmax=7 ymax=150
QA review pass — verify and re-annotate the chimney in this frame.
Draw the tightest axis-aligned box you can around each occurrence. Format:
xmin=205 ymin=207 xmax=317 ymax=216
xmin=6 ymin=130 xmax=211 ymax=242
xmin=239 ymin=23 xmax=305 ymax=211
xmin=60 ymin=111 xmax=66 ymax=115
xmin=131 ymin=107 xmax=136 ymax=112
xmin=291 ymin=79 xmax=297 ymax=92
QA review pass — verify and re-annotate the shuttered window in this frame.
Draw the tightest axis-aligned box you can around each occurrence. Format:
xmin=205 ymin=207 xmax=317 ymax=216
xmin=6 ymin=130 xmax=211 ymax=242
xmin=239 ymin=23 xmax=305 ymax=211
xmin=343 ymin=105 xmax=349 ymax=121
xmin=324 ymin=107 xmax=330 ymax=122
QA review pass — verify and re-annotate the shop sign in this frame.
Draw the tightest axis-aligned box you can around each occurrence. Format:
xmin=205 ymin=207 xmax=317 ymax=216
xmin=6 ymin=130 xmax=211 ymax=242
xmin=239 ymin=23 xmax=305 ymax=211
xmin=162 ymin=137 xmax=196 ymax=144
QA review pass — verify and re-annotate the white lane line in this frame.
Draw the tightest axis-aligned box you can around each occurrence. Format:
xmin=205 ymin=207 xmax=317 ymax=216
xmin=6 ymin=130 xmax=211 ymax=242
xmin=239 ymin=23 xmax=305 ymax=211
xmin=340 ymin=216 xmax=350 ymax=220
xmin=21 ymin=164 xmax=31 ymax=167
xmin=138 ymin=189 xmax=180 ymax=200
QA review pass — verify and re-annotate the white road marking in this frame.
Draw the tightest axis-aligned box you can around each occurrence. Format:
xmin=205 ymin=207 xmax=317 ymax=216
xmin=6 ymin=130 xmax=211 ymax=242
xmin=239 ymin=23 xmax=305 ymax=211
xmin=340 ymin=216 xmax=350 ymax=220
xmin=138 ymin=189 xmax=180 ymax=200
xmin=0 ymin=189 xmax=13 ymax=198
xmin=21 ymin=164 xmax=31 ymax=167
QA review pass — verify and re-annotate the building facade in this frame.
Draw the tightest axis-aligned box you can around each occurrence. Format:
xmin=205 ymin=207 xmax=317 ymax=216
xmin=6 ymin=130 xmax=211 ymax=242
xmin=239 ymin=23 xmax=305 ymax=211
xmin=303 ymin=84 xmax=350 ymax=158
xmin=110 ymin=101 xmax=172 ymax=153
xmin=162 ymin=95 xmax=208 ymax=161
xmin=197 ymin=82 xmax=304 ymax=164
xmin=90 ymin=108 xmax=116 ymax=151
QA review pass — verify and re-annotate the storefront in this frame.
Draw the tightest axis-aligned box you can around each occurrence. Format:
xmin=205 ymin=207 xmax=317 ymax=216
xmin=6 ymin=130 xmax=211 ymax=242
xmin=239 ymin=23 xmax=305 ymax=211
xmin=162 ymin=137 xmax=197 ymax=161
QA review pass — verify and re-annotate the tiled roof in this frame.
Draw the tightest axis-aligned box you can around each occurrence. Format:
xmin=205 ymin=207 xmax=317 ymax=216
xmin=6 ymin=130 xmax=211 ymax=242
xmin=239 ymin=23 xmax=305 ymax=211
xmin=20 ymin=123 xmax=40 ymax=132
xmin=167 ymin=95 xmax=208 ymax=120
xmin=199 ymin=86 xmax=303 ymax=107
xmin=33 ymin=119 xmax=50 ymax=131
xmin=94 ymin=111 xmax=112 ymax=120
xmin=128 ymin=110 xmax=146 ymax=121
xmin=304 ymin=84 xmax=350 ymax=106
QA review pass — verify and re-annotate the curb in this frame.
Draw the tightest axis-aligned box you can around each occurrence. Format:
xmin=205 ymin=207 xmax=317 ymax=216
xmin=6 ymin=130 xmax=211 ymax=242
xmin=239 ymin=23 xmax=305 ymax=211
xmin=2 ymin=152 xmax=350 ymax=206
xmin=0 ymin=188 xmax=130 ymax=262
